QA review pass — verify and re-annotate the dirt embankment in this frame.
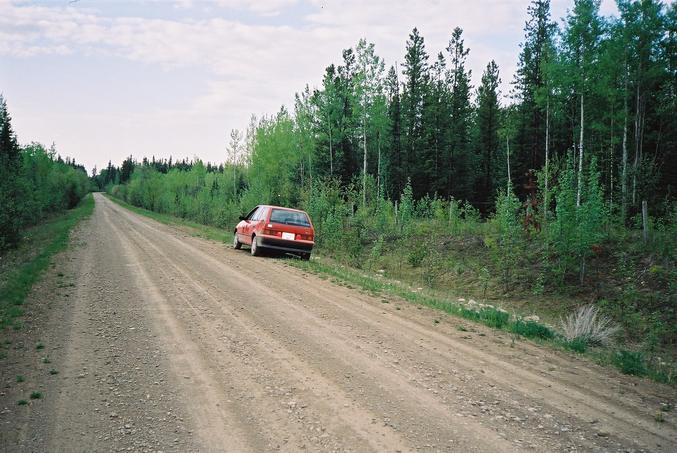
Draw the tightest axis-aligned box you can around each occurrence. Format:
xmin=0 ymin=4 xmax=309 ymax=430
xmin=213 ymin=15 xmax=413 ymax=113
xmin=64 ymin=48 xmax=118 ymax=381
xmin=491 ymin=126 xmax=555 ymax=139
xmin=1 ymin=193 xmax=675 ymax=452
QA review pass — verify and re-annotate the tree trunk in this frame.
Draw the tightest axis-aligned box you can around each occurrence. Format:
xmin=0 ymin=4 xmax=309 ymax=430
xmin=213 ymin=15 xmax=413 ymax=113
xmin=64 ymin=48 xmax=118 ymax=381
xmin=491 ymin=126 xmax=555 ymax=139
xmin=544 ymin=98 xmax=550 ymax=228
xmin=328 ymin=116 xmax=333 ymax=177
xmin=621 ymin=63 xmax=629 ymax=222
xmin=632 ymin=83 xmax=640 ymax=206
xmin=377 ymin=131 xmax=382 ymax=200
xmin=642 ymin=200 xmax=649 ymax=243
xmin=609 ymin=112 xmax=614 ymax=211
xmin=362 ymin=112 xmax=367 ymax=206
xmin=577 ymin=93 xmax=584 ymax=208
xmin=506 ymin=135 xmax=511 ymax=189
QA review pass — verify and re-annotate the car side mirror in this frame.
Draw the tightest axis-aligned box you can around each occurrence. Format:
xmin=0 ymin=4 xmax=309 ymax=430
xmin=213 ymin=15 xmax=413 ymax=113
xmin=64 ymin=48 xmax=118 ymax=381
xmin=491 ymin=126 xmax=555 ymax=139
xmin=239 ymin=215 xmax=246 ymax=221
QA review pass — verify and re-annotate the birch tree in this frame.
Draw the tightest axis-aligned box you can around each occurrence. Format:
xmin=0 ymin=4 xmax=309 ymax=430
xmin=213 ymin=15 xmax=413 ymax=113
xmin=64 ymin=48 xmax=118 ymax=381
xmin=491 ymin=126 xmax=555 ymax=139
xmin=562 ymin=0 xmax=604 ymax=207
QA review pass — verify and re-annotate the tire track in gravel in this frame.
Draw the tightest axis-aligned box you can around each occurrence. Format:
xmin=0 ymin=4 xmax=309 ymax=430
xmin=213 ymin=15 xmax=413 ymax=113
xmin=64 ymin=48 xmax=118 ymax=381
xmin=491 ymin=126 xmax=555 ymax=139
xmin=108 ymin=197 xmax=516 ymax=452
xmin=101 ymin=194 xmax=677 ymax=452
xmin=109 ymin=212 xmax=415 ymax=452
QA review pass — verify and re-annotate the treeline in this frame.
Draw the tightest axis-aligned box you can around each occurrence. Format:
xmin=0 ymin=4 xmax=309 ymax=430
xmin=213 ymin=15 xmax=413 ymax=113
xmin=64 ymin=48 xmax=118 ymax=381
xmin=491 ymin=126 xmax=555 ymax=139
xmin=105 ymin=0 xmax=676 ymax=221
xmin=102 ymin=0 xmax=675 ymax=342
xmin=0 ymin=96 xmax=91 ymax=250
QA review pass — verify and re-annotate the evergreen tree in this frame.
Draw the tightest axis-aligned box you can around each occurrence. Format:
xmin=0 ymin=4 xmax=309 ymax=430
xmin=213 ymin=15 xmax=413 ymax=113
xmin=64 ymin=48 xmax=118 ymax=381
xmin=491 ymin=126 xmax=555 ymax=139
xmin=513 ymin=0 xmax=555 ymax=189
xmin=474 ymin=60 xmax=502 ymax=209
xmin=385 ymin=65 xmax=403 ymax=197
xmin=0 ymin=96 xmax=22 ymax=249
xmin=422 ymin=52 xmax=452 ymax=196
xmin=401 ymin=27 xmax=429 ymax=198
xmin=446 ymin=27 xmax=474 ymax=200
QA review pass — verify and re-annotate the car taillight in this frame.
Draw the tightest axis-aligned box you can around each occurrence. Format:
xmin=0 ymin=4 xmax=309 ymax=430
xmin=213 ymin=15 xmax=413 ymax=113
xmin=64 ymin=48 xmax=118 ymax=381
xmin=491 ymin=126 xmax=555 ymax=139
xmin=298 ymin=234 xmax=314 ymax=241
xmin=263 ymin=229 xmax=282 ymax=237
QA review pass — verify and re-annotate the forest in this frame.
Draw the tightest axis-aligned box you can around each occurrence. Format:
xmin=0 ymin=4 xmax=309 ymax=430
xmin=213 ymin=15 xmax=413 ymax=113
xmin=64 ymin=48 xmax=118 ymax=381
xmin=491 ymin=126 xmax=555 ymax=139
xmin=0 ymin=96 xmax=91 ymax=251
xmin=74 ymin=0 xmax=677 ymax=377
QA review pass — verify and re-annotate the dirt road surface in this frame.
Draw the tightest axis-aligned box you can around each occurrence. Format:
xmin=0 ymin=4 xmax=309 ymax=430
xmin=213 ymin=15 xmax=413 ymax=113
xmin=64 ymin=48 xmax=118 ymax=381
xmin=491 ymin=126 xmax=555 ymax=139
xmin=1 ymin=193 xmax=675 ymax=452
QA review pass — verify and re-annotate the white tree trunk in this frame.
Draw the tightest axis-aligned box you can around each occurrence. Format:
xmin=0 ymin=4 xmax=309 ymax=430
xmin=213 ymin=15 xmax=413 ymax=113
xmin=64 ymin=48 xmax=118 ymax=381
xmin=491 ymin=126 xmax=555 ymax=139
xmin=544 ymin=98 xmax=550 ymax=227
xmin=377 ymin=132 xmax=382 ymax=200
xmin=506 ymin=135 xmax=511 ymax=189
xmin=632 ymin=83 xmax=640 ymax=206
xmin=621 ymin=62 xmax=629 ymax=220
xmin=576 ymin=93 xmax=584 ymax=208
xmin=362 ymin=112 xmax=368 ymax=206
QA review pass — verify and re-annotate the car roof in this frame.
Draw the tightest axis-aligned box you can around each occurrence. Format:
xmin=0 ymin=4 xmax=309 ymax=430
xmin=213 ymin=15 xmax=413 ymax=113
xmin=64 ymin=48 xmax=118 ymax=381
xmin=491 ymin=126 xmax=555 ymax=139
xmin=259 ymin=205 xmax=308 ymax=214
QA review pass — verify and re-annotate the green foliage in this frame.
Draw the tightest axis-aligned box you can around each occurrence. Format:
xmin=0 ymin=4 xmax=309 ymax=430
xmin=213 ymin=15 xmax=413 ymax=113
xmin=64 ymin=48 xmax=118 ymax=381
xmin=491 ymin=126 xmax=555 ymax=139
xmin=564 ymin=338 xmax=588 ymax=353
xmin=614 ymin=349 xmax=647 ymax=376
xmin=549 ymin=155 xmax=606 ymax=284
xmin=511 ymin=319 xmax=555 ymax=340
xmin=1 ymin=98 xmax=89 ymax=249
xmin=487 ymin=185 xmax=523 ymax=289
xmin=460 ymin=306 xmax=510 ymax=329
xmin=0 ymin=194 xmax=94 ymax=330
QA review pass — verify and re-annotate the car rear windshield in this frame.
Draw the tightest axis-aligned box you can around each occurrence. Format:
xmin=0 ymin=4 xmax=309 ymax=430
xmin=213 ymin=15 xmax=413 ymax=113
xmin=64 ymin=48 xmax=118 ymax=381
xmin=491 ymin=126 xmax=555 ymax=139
xmin=270 ymin=209 xmax=311 ymax=227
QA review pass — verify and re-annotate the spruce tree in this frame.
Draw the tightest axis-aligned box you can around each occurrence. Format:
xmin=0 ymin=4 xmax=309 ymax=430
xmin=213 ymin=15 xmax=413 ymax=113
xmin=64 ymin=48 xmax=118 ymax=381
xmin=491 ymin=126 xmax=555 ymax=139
xmin=474 ymin=60 xmax=502 ymax=209
xmin=401 ymin=27 xmax=429 ymax=198
xmin=446 ymin=27 xmax=474 ymax=201
xmin=0 ymin=96 xmax=22 ymax=249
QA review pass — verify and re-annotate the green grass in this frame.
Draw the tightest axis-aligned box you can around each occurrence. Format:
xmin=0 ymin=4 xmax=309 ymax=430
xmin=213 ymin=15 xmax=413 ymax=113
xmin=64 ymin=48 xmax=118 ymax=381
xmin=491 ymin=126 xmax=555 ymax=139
xmin=17 ymin=400 xmax=27 ymax=406
xmin=288 ymin=258 xmax=555 ymax=340
xmin=35 ymin=342 xmax=44 ymax=350
xmin=16 ymin=375 xmax=24 ymax=383
xmin=104 ymin=194 xmax=230 ymax=243
xmin=613 ymin=350 xmax=648 ymax=376
xmin=0 ymin=194 xmax=94 ymax=330
xmin=29 ymin=391 xmax=42 ymax=400
xmin=563 ymin=338 xmax=588 ymax=353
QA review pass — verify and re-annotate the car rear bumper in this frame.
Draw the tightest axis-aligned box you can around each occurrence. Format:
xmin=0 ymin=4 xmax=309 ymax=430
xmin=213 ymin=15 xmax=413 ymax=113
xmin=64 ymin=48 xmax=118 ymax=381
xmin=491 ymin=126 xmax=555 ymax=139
xmin=258 ymin=235 xmax=314 ymax=254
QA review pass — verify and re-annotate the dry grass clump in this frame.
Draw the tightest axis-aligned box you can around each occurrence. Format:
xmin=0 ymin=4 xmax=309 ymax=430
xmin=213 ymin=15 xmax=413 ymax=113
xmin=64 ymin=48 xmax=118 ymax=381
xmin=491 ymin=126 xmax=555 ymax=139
xmin=561 ymin=305 xmax=619 ymax=346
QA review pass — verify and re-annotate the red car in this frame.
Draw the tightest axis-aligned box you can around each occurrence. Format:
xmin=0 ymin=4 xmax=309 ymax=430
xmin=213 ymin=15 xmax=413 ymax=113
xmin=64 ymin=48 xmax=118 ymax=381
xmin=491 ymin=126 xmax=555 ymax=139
xmin=233 ymin=205 xmax=315 ymax=260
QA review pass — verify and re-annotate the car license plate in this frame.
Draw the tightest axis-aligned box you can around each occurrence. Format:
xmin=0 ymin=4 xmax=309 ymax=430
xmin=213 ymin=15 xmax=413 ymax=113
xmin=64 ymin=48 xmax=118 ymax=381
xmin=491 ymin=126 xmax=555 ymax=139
xmin=282 ymin=232 xmax=295 ymax=240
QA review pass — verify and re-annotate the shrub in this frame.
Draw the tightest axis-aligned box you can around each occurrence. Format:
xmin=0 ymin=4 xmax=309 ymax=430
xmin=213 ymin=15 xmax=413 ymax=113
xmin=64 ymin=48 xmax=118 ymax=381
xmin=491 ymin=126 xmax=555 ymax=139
xmin=511 ymin=320 xmax=555 ymax=339
xmin=560 ymin=304 xmax=618 ymax=346
xmin=614 ymin=350 xmax=647 ymax=376
xmin=564 ymin=337 xmax=588 ymax=353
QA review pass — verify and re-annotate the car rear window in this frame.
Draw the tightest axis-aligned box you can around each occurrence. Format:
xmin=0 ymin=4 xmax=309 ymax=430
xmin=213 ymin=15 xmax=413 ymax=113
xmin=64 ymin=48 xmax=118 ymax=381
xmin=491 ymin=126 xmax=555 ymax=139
xmin=270 ymin=209 xmax=311 ymax=227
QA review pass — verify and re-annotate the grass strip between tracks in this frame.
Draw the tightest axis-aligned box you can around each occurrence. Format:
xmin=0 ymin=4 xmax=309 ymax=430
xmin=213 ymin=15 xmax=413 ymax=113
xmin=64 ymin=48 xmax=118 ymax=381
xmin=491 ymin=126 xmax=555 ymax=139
xmin=105 ymin=193 xmax=676 ymax=387
xmin=0 ymin=193 xmax=94 ymax=331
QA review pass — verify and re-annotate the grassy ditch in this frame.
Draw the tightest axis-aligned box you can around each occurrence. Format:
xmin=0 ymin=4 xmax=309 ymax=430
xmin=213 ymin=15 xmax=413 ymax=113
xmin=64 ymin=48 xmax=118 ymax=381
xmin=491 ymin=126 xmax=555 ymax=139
xmin=287 ymin=257 xmax=676 ymax=386
xmin=0 ymin=194 xmax=94 ymax=330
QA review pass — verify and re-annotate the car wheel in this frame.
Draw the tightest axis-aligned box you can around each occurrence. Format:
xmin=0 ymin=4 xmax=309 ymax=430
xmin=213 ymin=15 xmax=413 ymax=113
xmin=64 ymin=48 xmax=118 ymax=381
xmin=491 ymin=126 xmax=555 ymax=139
xmin=301 ymin=253 xmax=311 ymax=261
xmin=233 ymin=233 xmax=242 ymax=249
xmin=250 ymin=236 xmax=260 ymax=256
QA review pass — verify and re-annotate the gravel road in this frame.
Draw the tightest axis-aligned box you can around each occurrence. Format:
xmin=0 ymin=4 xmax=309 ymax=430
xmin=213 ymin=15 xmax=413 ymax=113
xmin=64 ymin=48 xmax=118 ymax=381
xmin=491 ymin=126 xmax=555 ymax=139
xmin=1 ymin=192 xmax=675 ymax=452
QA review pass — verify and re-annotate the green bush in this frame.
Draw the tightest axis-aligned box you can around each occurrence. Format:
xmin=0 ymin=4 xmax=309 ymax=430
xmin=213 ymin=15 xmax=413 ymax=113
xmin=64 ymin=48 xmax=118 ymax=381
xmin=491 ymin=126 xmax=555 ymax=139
xmin=511 ymin=320 xmax=555 ymax=339
xmin=614 ymin=350 xmax=647 ymax=376
xmin=564 ymin=338 xmax=588 ymax=353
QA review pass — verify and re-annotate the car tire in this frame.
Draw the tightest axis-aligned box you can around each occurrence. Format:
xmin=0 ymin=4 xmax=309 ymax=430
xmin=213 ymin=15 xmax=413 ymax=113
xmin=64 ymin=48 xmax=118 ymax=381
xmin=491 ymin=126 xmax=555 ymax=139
xmin=301 ymin=253 xmax=311 ymax=261
xmin=250 ymin=235 xmax=260 ymax=256
xmin=233 ymin=233 xmax=242 ymax=250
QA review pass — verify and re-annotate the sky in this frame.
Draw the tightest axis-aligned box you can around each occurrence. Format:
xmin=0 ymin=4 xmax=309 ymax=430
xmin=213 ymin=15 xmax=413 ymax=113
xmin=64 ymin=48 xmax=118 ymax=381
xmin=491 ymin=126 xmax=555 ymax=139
xmin=0 ymin=0 xmax=621 ymax=175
